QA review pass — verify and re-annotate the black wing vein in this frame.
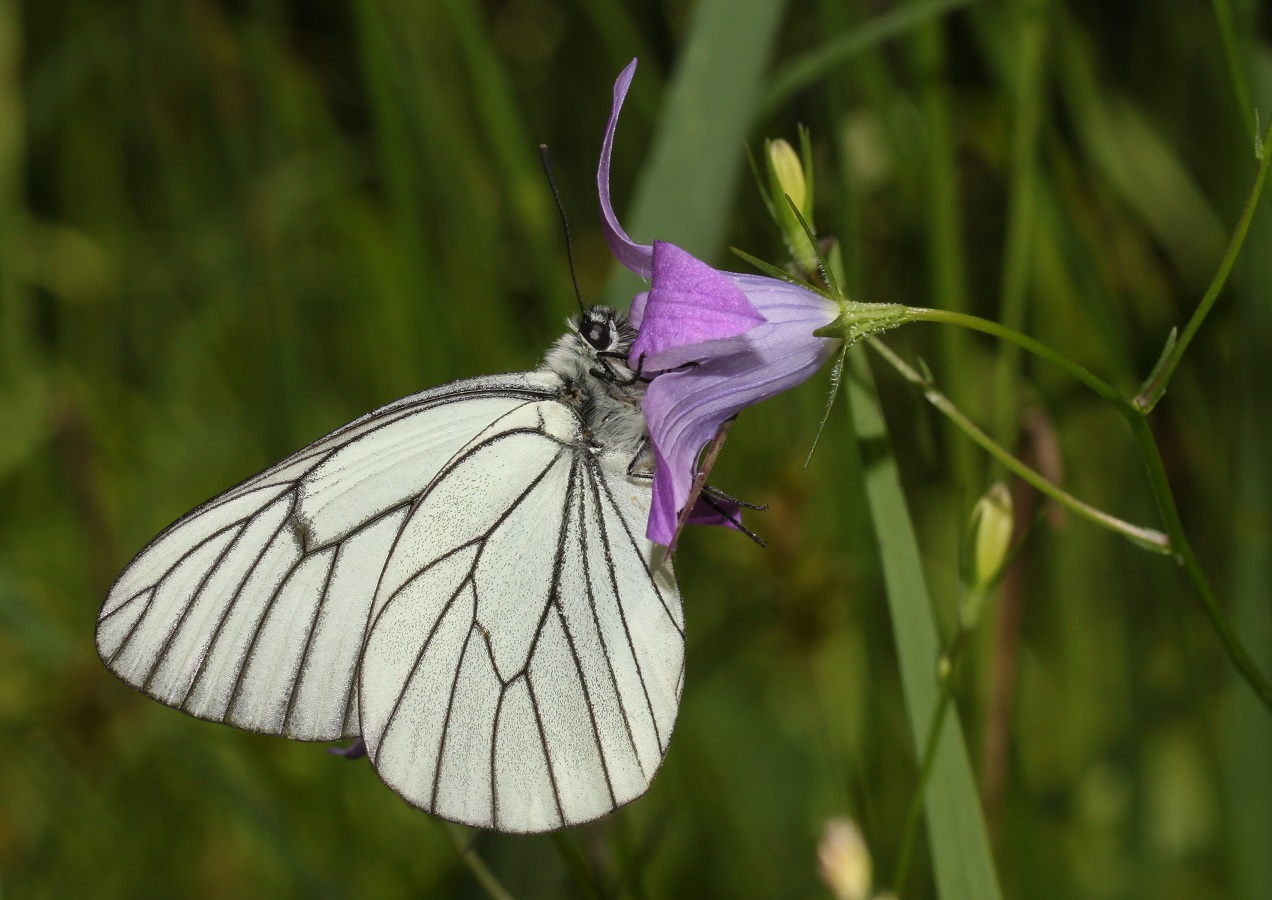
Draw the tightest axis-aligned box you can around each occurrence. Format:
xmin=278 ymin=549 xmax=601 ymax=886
xmin=373 ymin=444 xmax=567 ymax=757
xmin=586 ymin=466 xmax=663 ymax=751
xmin=179 ymin=496 xmax=300 ymax=710
xmin=280 ymin=546 xmax=342 ymax=734
xmin=593 ymin=468 xmax=682 ymax=636
xmin=525 ymin=675 xmax=566 ymax=828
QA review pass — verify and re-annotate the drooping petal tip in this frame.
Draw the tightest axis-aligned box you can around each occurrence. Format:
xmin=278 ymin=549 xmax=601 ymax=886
xmin=598 ymin=59 xmax=653 ymax=279
xmin=645 ymin=446 xmax=745 ymax=551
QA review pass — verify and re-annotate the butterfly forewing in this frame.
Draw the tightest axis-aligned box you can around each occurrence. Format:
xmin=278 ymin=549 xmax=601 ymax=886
xmin=96 ymin=375 xmax=562 ymax=741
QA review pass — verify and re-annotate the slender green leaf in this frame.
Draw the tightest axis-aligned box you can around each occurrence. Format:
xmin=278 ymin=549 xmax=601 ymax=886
xmin=844 ymin=347 xmax=1002 ymax=900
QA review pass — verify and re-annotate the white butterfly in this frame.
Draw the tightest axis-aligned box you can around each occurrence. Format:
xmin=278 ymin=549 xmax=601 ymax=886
xmin=96 ymin=306 xmax=685 ymax=834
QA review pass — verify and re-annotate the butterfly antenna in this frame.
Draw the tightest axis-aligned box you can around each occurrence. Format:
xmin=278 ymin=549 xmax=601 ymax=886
xmin=540 ymin=144 xmax=586 ymax=315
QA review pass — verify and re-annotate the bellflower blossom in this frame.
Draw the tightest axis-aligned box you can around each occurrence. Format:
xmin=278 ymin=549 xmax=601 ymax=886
xmin=599 ymin=60 xmax=842 ymax=546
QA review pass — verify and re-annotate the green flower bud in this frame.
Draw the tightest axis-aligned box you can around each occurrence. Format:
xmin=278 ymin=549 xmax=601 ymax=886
xmin=968 ymin=482 xmax=1014 ymax=594
xmin=761 ymin=132 xmax=818 ymax=276
xmin=767 ymin=138 xmax=806 ymax=212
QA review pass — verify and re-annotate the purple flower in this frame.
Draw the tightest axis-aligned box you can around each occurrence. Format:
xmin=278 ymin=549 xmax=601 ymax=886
xmin=599 ymin=60 xmax=842 ymax=546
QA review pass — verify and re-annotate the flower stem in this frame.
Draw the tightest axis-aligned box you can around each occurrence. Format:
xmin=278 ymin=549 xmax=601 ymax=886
xmin=1133 ymin=112 xmax=1272 ymax=412
xmin=442 ymin=824 xmax=515 ymax=900
xmin=1127 ymin=414 xmax=1272 ymax=710
xmin=898 ymin=307 xmax=1130 ymax=410
xmin=870 ymin=331 xmax=1272 ymax=709
xmin=866 ymin=337 xmax=1171 ymax=553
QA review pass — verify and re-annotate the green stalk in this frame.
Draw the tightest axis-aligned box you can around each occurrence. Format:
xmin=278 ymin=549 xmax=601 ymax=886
xmin=1209 ymin=0 xmax=1256 ymax=138
xmin=1126 ymin=415 xmax=1272 ymax=710
xmin=866 ymin=337 xmax=1170 ymax=553
xmin=866 ymin=314 xmax=1272 ymax=708
xmin=862 ymin=277 xmax=1272 ymax=709
xmin=900 ymin=307 xmax=1128 ymax=408
xmin=1134 ymin=114 xmax=1272 ymax=411
xmin=442 ymin=824 xmax=515 ymax=900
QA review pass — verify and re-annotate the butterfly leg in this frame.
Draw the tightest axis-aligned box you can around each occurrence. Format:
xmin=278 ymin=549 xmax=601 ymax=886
xmin=626 ymin=422 xmax=766 ymax=551
xmin=625 ymin=437 xmax=654 ymax=478
xmin=592 ymin=350 xmax=646 ymax=386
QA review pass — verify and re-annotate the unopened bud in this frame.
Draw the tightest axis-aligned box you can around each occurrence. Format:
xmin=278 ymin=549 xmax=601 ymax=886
xmin=817 ymin=816 xmax=872 ymax=900
xmin=969 ymin=482 xmax=1013 ymax=592
xmin=767 ymin=138 xmax=806 ymax=212
xmin=761 ymin=134 xmax=819 ymax=277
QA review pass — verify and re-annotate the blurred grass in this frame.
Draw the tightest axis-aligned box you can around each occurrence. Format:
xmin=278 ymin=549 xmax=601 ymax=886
xmin=1224 ymin=55 xmax=1272 ymax=894
xmin=2 ymin=1 xmax=1271 ymax=898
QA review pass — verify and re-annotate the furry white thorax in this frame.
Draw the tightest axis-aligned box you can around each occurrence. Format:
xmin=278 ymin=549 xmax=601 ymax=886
xmin=540 ymin=306 xmax=650 ymax=463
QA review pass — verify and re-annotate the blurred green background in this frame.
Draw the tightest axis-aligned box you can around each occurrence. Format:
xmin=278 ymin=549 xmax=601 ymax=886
xmin=2 ymin=0 xmax=1271 ymax=897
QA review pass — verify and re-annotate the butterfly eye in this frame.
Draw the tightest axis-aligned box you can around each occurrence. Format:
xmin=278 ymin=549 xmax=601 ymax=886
xmin=583 ymin=320 xmax=612 ymax=349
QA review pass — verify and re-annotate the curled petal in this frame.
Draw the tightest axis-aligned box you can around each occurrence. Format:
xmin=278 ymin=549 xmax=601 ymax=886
xmin=642 ymin=279 xmax=840 ymax=546
xmin=599 ymin=59 xmax=653 ymax=278
xmin=644 ymin=443 xmax=747 ymax=542
xmin=629 ymin=241 xmax=766 ymax=371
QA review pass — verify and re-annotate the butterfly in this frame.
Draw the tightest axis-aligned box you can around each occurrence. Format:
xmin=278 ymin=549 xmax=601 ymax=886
xmin=95 ymin=305 xmax=688 ymax=834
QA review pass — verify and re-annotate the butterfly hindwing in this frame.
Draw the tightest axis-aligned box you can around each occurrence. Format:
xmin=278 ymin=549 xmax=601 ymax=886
xmin=358 ymin=407 xmax=684 ymax=832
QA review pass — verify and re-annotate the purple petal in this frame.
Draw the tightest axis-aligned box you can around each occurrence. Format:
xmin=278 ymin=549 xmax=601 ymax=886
xmin=642 ymin=279 xmax=839 ymax=546
xmin=629 ymin=242 xmax=766 ymax=371
xmin=630 ymin=290 xmax=650 ymax=328
xmin=327 ymin=737 xmax=367 ymax=759
xmin=644 ymin=442 xmax=743 ymax=542
xmin=599 ymin=59 xmax=653 ymax=279
xmin=687 ymin=495 xmax=743 ymax=528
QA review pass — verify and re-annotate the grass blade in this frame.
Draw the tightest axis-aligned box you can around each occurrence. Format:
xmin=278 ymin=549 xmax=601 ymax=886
xmin=844 ymin=346 xmax=1002 ymax=900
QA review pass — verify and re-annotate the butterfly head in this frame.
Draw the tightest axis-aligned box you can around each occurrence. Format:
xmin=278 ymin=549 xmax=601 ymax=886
xmin=575 ymin=305 xmax=637 ymax=358
xmin=541 ymin=305 xmax=648 ymax=451
xmin=543 ymin=305 xmax=640 ymax=388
